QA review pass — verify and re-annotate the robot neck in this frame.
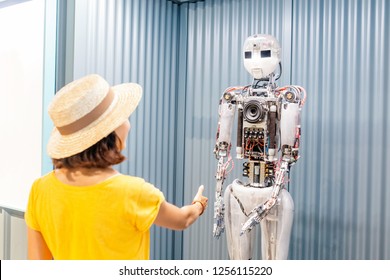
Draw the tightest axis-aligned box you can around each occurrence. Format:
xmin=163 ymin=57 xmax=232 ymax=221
xmin=251 ymin=73 xmax=277 ymax=95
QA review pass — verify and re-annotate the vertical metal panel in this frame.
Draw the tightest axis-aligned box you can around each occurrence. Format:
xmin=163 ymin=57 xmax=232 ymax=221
xmin=42 ymin=0 xmax=58 ymax=174
xmin=181 ymin=0 xmax=390 ymax=260
xmin=290 ymin=0 xmax=390 ymax=260
xmin=181 ymin=0 xmax=293 ymax=260
xmin=73 ymin=0 xmax=180 ymax=260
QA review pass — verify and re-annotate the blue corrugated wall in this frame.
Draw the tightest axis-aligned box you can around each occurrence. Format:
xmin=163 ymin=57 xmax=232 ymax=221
xmin=73 ymin=0 xmax=182 ymax=260
xmin=70 ymin=0 xmax=390 ymax=259
xmin=289 ymin=0 xmax=390 ymax=260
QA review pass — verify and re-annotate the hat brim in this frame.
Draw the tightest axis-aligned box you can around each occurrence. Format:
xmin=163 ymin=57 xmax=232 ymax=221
xmin=47 ymin=83 xmax=142 ymax=159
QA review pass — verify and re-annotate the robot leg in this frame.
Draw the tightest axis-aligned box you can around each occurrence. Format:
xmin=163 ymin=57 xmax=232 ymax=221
xmin=259 ymin=188 xmax=294 ymax=260
xmin=224 ymin=180 xmax=267 ymax=260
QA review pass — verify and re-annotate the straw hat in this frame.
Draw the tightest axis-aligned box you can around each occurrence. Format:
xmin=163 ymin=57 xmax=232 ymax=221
xmin=47 ymin=74 xmax=142 ymax=159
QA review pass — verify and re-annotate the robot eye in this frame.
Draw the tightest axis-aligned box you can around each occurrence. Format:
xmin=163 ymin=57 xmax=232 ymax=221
xmin=244 ymin=51 xmax=252 ymax=59
xmin=261 ymin=50 xmax=271 ymax=58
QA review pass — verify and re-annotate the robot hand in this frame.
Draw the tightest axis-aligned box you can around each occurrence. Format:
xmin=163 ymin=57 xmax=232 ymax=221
xmin=213 ymin=152 xmax=232 ymax=238
xmin=213 ymin=195 xmax=225 ymax=238
xmin=240 ymin=197 xmax=277 ymax=235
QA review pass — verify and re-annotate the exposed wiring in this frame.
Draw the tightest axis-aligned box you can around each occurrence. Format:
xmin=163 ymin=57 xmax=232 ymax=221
xmin=223 ymin=153 xmax=234 ymax=175
xmin=275 ymin=62 xmax=283 ymax=81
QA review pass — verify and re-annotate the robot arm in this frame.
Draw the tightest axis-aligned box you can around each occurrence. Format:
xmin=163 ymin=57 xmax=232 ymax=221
xmin=278 ymin=85 xmax=306 ymax=163
xmin=213 ymin=89 xmax=239 ymax=238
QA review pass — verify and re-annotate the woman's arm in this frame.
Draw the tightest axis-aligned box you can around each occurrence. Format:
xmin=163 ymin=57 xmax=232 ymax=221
xmin=154 ymin=185 xmax=208 ymax=230
xmin=27 ymin=227 xmax=53 ymax=260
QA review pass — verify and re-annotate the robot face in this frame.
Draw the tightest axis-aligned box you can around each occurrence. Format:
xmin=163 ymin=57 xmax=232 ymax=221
xmin=243 ymin=34 xmax=281 ymax=79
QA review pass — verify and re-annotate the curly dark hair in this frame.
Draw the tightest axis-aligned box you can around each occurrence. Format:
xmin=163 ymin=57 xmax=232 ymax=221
xmin=52 ymin=132 xmax=125 ymax=169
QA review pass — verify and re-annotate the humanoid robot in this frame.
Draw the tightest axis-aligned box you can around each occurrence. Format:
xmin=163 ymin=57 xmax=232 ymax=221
xmin=213 ymin=34 xmax=306 ymax=260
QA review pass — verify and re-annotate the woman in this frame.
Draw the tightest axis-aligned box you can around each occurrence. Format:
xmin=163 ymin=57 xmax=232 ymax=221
xmin=25 ymin=74 xmax=208 ymax=260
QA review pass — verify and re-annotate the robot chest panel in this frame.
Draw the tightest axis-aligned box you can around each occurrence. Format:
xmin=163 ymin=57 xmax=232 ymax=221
xmin=241 ymin=97 xmax=280 ymax=160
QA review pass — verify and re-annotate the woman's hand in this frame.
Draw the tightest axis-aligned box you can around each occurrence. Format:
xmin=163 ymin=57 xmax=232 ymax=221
xmin=192 ymin=185 xmax=208 ymax=215
xmin=154 ymin=185 xmax=208 ymax=230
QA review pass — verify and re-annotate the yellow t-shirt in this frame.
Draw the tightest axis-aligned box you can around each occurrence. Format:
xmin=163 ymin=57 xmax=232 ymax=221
xmin=25 ymin=171 xmax=165 ymax=260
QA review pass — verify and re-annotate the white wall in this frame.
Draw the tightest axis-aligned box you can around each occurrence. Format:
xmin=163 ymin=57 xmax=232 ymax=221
xmin=0 ymin=0 xmax=44 ymax=212
xmin=0 ymin=0 xmax=56 ymax=260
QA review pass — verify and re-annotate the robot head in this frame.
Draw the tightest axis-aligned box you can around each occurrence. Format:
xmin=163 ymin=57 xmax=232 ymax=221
xmin=243 ymin=34 xmax=281 ymax=80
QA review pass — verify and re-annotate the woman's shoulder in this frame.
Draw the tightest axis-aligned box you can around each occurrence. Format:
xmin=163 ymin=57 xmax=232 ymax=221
xmin=112 ymin=175 xmax=161 ymax=194
xmin=32 ymin=171 xmax=56 ymax=186
xmin=113 ymin=174 xmax=145 ymax=184
xmin=28 ymin=171 xmax=58 ymax=195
